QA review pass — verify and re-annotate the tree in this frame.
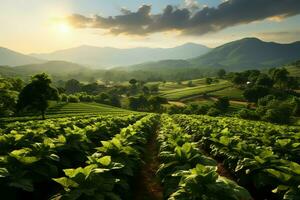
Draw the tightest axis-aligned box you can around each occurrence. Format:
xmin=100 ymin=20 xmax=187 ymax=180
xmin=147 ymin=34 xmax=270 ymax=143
xmin=269 ymin=68 xmax=289 ymax=89
xmin=149 ymin=84 xmax=159 ymax=94
xmin=129 ymin=79 xmax=137 ymax=85
xmin=243 ymin=86 xmax=269 ymax=103
xmin=148 ymin=96 xmax=167 ymax=112
xmin=187 ymin=81 xmax=194 ymax=87
xmin=16 ymin=73 xmax=59 ymax=119
xmin=110 ymin=95 xmax=121 ymax=107
xmin=255 ymin=74 xmax=273 ymax=88
xmin=217 ymin=69 xmax=226 ymax=79
xmin=214 ymin=96 xmax=230 ymax=110
xmin=65 ymin=79 xmax=81 ymax=94
xmin=206 ymin=78 xmax=213 ymax=85
xmin=0 ymin=89 xmax=18 ymax=116
xmin=142 ymin=86 xmax=150 ymax=95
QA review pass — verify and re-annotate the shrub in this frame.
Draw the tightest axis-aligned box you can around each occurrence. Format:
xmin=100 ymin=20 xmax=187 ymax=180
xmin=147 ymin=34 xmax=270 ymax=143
xmin=207 ymin=107 xmax=221 ymax=116
xmin=238 ymin=109 xmax=259 ymax=120
xmin=214 ymin=96 xmax=230 ymax=110
xmin=68 ymin=95 xmax=80 ymax=103
xmin=61 ymin=94 xmax=68 ymax=102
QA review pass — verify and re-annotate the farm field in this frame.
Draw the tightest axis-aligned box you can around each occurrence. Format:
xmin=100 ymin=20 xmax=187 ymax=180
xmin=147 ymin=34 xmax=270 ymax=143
xmin=0 ymin=102 xmax=131 ymax=125
xmin=160 ymin=80 xmax=232 ymax=100
xmin=1 ymin=113 xmax=299 ymax=200
xmin=208 ymin=87 xmax=245 ymax=100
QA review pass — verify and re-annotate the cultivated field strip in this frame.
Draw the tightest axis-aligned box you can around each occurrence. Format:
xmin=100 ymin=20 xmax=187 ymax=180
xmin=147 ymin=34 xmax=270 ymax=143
xmin=174 ymin=114 xmax=300 ymax=199
xmin=157 ymin=115 xmax=251 ymax=199
xmin=0 ymin=114 xmax=148 ymax=199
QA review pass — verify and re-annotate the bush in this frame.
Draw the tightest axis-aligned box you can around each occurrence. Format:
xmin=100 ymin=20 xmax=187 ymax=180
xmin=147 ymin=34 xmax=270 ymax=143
xmin=61 ymin=94 xmax=68 ymax=102
xmin=257 ymin=95 xmax=276 ymax=106
xmin=238 ymin=109 xmax=259 ymax=120
xmin=262 ymin=104 xmax=293 ymax=124
xmin=214 ymin=96 xmax=230 ymax=110
xmin=68 ymin=95 xmax=80 ymax=103
xmin=196 ymin=105 xmax=211 ymax=115
xmin=256 ymin=99 xmax=294 ymax=124
xmin=168 ymin=105 xmax=184 ymax=114
xmin=243 ymin=85 xmax=269 ymax=102
xmin=207 ymin=107 xmax=221 ymax=116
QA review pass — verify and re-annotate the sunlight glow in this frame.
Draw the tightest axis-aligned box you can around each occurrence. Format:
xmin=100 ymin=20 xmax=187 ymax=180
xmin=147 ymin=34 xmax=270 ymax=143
xmin=56 ymin=23 xmax=71 ymax=34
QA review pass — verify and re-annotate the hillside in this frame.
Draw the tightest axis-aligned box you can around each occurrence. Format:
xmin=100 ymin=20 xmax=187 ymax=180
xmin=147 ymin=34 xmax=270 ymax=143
xmin=0 ymin=47 xmax=43 ymax=66
xmin=285 ymin=60 xmax=300 ymax=77
xmin=0 ymin=61 xmax=90 ymax=79
xmin=31 ymin=43 xmax=210 ymax=68
xmin=190 ymin=38 xmax=300 ymax=70
xmin=126 ymin=59 xmax=192 ymax=71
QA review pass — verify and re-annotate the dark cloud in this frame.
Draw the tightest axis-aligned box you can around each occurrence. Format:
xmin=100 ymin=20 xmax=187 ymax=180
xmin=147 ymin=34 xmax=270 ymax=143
xmin=66 ymin=0 xmax=300 ymax=35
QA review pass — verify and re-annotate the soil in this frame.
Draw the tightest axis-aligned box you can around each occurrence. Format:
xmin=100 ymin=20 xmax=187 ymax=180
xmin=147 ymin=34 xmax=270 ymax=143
xmin=132 ymin=130 xmax=163 ymax=200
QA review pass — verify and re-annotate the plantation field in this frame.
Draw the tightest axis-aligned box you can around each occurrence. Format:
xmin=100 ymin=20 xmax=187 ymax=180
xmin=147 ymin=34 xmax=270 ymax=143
xmin=0 ymin=102 xmax=130 ymax=125
xmin=160 ymin=80 xmax=231 ymax=100
xmin=208 ymin=87 xmax=245 ymax=100
xmin=46 ymin=102 xmax=128 ymax=115
xmin=158 ymin=78 xmax=207 ymax=91
xmin=1 ymin=113 xmax=300 ymax=200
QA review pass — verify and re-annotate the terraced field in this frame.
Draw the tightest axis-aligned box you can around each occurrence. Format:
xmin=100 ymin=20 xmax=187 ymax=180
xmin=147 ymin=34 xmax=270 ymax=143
xmin=160 ymin=80 xmax=231 ymax=100
xmin=0 ymin=102 xmax=130 ymax=125
xmin=46 ymin=102 xmax=128 ymax=115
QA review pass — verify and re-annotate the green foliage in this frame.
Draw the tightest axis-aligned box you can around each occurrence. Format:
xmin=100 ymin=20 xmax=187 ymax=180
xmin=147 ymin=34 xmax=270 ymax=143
xmin=157 ymin=116 xmax=251 ymax=199
xmin=206 ymin=77 xmax=213 ymax=85
xmin=175 ymin=114 xmax=300 ymax=199
xmin=0 ymin=114 xmax=147 ymax=199
xmin=16 ymin=73 xmax=59 ymax=119
xmin=68 ymin=95 xmax=80 ymax=103
xmin=217 ymin=69 xmax=226 ymax=79
xmin=238 ymin=109 xmax=259 ymax=120
xmin=214 ymin=96 xmax=230 ymax=110
xmin=207 ymin=107 xmax=221 ymax=116
xmin=243 ymin=85 xmax=269 ymax=103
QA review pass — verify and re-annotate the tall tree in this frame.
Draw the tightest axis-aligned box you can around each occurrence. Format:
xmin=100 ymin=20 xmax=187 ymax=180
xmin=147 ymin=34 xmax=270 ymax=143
xmin=65 ymin=79 xmax=81 ymax=94
xmin=217 ymin=69 xmax=226 ymax=79
xmin=16 ymin=73 xmax=59 ymax=119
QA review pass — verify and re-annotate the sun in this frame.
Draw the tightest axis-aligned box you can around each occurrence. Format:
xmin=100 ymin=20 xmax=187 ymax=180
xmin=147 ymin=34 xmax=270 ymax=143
xmin=56 ymin=23 xmax=71 ymax=34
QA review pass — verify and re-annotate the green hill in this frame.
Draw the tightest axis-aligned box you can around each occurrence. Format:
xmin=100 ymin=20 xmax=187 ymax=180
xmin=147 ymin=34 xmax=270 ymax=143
xmin=0 ymin=47 xmax=42 ymax=66
xmin=0 ymin=61 xmax=91 ymax=79
xmin=190 ymin=38 xmax=300 ymax=70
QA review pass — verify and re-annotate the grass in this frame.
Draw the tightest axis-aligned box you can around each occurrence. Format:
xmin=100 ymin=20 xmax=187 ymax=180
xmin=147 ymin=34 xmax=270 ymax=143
xmin=160 ymin=80 xmax=231 ymax=100
xmin=208 ymin=87 xmax=245 ymax=100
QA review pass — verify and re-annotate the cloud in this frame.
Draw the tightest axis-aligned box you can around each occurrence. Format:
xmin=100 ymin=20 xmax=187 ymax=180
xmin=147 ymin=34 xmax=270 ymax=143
xmin=65 ymin=0 xmax=300 ymax=36
xmin=256 ymin=30 xmax=300 ymax=42
xmin=184 ymin=0 xmax=200 ymax=11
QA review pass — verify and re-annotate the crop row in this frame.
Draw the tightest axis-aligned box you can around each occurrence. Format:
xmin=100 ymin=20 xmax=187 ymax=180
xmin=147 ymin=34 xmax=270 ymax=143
xmin=53 ymin=114 xmax=159 ymax=200
xmin=174 ymin=114 xmax=300 ymax=199
xmin=0 ymin=114 xmax=146 ymax=199
xmin=156 ymin=115 xmax=251 ymax=199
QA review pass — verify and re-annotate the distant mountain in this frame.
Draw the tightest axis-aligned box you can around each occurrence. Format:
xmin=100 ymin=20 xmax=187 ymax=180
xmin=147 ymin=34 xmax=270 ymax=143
xmin=126 ymin=59 xmax=193 ymax=71
xmin=190 ymin=38 xmax=300 ymax=70
xmin=31 ymin=43 xmax=210 ymax=68
xmin=0 ymin=61 xmax=89 ymax=78
xmin=0 ymin=47 xmax=43 ymax=66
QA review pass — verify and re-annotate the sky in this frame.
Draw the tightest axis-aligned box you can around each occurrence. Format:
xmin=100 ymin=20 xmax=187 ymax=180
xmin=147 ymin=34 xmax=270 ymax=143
xmin=0 ymin=0 xmax=300 ymax=54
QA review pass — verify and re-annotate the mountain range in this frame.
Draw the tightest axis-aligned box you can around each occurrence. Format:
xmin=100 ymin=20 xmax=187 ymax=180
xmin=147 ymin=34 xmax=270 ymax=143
xmin=0 ymin=47 xmax=42 ymax=66
xmin=1 ymin=38 xmax=300 ymax=74
xmin=30 ymin=43 xmax=210 ymax=68
xmin=125 ymin=38 xmax=300 ymax=72
xmin=190 ymin=38 xmax=300 ymax=70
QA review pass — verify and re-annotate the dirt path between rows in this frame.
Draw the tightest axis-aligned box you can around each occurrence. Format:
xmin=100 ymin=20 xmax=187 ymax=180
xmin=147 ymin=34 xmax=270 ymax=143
xmin=132 ymin=130 xmax=163 ymax=200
